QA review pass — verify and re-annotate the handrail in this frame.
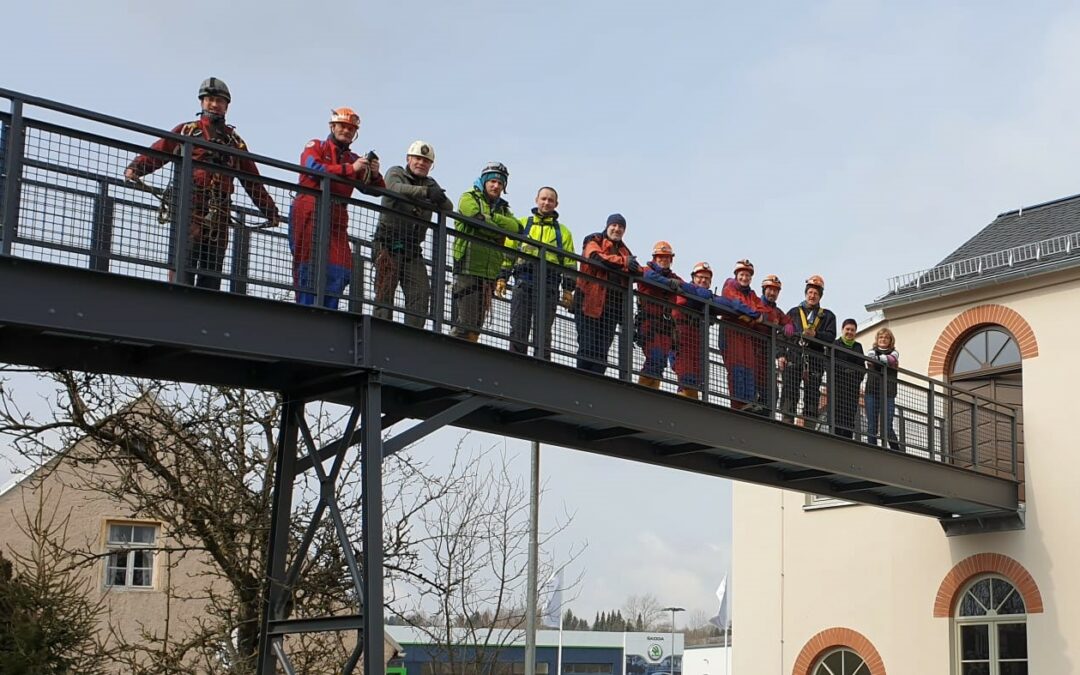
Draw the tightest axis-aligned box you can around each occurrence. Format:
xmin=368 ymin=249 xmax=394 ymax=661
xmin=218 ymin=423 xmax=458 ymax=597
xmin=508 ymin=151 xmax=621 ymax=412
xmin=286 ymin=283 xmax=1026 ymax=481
xmin=0 ymin=87 xmax=1020 ymax=482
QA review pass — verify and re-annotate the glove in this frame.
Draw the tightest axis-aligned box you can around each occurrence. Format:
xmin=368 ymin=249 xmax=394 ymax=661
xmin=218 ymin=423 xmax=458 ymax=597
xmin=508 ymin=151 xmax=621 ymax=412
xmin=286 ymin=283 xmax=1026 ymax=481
xmin=783 ymin=322 xmax=796 ymax=337
xmin=628 ymin=256 xmax=642 ymax=274
xmin=560 ymin=290 xmax=574 ymax=309
xmin=666 ymin=278 xmax=680 ymax=292
xmin=427 ymin=184 xmax=447 ymax=207
xmin=494 ymin=278 xmax=507 ymax=298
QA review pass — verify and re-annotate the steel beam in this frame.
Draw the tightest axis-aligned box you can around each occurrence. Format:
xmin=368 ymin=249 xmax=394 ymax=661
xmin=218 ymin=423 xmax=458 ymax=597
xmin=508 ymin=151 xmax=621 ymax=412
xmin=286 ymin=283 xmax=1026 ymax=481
xmin=361 ymin=375 xmax=385 ymax=675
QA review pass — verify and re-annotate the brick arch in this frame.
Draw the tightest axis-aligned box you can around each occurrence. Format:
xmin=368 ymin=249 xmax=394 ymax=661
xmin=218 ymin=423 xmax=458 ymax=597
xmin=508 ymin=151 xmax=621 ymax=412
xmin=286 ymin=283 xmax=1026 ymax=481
xmin=933 ymin=553 xmax=1044 ymax=618
xmin=928 ymin=304 xmax=1038 ymax=377
xmin=792 ymin=627 xmax=886 ymax=675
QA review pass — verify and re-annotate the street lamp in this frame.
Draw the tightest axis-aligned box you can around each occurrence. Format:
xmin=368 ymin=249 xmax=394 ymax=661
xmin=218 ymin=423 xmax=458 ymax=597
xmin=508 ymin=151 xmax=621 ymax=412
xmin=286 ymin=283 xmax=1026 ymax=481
xmin=660 ymin=606 xmax=684 ymax=675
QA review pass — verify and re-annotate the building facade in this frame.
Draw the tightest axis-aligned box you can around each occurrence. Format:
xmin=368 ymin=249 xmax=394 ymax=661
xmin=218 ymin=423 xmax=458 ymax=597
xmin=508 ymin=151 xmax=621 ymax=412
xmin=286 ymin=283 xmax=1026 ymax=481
xmin=732 ymin=195 xmax=1080 ymax=673
xmin=386 ymin=626 xmax=684 ymax=675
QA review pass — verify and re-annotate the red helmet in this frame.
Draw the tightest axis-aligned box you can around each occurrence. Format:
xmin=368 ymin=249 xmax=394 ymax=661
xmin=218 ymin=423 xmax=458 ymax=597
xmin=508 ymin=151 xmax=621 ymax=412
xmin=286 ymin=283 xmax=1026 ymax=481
xmin=691 ymin=261 xmax=713 ymax=278
xmin=761 ymin=274 xmax=782 ymax=291
xmin=733 ymin=259 xmax=754 ymax=276
xmin=652 ymin=241 xmax=674 ymax=257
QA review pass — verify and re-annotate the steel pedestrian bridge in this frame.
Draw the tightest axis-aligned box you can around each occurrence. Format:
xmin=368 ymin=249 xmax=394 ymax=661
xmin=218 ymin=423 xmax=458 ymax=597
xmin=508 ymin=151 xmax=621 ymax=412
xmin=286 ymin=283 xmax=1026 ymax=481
xmin=0 ymin=89 xmax=1022 ymax=675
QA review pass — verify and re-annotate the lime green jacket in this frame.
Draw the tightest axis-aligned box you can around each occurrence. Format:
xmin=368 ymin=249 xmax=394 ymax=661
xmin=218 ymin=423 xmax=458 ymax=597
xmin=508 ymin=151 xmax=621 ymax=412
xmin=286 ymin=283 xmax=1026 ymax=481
xmin=454 ymin=187 xmax=519 ymax=279
xmin=502 ymin=209 xmax=576 ymax=281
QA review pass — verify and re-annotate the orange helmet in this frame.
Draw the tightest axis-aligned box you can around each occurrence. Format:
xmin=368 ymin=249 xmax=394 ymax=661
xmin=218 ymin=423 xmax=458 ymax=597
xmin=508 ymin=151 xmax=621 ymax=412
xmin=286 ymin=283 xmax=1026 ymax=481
xmin=761 ymin=274 xmax=782 ymax=291
xmin=691 ymin=261 xmax=713 ymax=278
xmin=329 ymin=107 xmax=361 ymax=129
xmin=805 ymin=274 xmax=825 ymax=293
xmin=652 ymin=240 xmax=674 ymax=257
xmin=733 ymin=259 xmax=754 ymax=276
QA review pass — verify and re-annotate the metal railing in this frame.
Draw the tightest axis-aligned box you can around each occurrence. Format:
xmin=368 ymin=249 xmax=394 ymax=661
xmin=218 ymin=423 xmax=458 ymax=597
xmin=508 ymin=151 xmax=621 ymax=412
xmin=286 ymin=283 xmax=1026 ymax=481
xmin=0 ymin=88 xmax=1020 ymax=482
xmin=884 ymin=228 xmax=1080 ymax=296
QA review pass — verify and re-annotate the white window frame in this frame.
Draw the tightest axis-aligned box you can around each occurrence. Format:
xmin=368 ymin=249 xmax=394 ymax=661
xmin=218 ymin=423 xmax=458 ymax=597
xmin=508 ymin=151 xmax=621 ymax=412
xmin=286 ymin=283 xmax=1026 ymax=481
xmin=952 ymin=575 xmax=1028 ymax=675
xmin=812 ymin=647 xmax=869 ymax=675
xmin=104 ymin=521 xmax=159 ymax=590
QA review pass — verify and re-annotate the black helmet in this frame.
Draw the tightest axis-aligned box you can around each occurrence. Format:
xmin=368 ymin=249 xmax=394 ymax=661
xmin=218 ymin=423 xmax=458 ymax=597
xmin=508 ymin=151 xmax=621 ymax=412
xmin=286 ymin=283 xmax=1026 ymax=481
xmin=198 ymin=77 xmax=231 ymax=103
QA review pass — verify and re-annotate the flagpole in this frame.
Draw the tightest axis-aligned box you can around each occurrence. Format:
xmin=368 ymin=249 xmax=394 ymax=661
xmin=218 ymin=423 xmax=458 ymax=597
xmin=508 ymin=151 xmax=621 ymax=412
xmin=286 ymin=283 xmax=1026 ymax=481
xmin=525 ymin=441 xmax=540 ymax=675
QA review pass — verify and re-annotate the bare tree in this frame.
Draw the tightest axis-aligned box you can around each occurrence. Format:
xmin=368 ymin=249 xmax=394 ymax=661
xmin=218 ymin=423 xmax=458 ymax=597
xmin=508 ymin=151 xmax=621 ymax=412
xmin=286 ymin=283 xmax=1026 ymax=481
xmin=0 ymin=370 xmax=452 ymax=674
xmin=390 ymin=442 xmax=582 ymax=675
xmin=623 ymin=593 xmax=665 ymax=631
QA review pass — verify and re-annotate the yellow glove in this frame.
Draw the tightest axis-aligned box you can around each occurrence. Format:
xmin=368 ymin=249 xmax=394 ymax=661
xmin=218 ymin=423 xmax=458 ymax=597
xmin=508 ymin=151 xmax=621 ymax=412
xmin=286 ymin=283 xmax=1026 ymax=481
xmin=494 ymin=278 xmax=508 ymax=298
xmin=560 ymin=290 xmax=574 ymax=309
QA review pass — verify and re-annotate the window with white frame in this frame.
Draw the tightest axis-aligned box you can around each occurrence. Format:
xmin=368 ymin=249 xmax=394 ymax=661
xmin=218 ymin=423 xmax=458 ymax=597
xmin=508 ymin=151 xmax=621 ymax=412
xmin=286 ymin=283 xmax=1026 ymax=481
xmin=104 ymin=521 xmax=158 ymax=589
xmin=955 ymin=576 xmax=1027 ymax=674
xmin=812 ymin=648 xmax=869 ymax=675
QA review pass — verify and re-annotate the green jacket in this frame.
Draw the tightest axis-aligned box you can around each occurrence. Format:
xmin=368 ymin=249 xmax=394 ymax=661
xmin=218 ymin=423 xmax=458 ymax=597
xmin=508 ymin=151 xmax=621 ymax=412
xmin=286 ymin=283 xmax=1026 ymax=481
xmin=454 ymin=187 xmax=519 ymax=279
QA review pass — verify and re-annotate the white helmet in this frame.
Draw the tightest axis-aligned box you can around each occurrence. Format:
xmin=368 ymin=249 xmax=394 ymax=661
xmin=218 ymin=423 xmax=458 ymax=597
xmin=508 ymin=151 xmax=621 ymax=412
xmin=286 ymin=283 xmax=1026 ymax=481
xmin=407 ymin=140 xmax=435 ymax=162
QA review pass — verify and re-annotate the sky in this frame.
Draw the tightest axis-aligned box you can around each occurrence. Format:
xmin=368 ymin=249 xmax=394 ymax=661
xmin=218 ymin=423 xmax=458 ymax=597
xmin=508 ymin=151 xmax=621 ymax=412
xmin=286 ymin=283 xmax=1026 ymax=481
xmin=5 ymin=0 xmax=1080 ymax=622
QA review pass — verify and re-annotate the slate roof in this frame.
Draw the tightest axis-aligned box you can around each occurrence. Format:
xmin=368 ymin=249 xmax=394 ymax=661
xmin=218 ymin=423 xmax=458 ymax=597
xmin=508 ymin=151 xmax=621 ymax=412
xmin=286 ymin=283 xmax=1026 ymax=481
xmin=868 ymin=192 xmax=1080 ymax=310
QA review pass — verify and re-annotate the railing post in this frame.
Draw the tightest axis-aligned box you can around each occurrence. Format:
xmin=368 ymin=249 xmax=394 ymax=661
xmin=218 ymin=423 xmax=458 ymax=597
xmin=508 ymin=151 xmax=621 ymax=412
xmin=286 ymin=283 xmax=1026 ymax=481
xmin=927 ymin=382 xmax=936 ymax=460
xmin=620 ymin=271 xmax=635 ymax=381
xmin=970 ymin=400 xmax=978 ymax=469
xmin=699 ymin=302 xmax=711 ymax=400
xmin=89 ymin=179 xmax=114 ymax=272
xmin=348 ymin=244 xmax=364 ymax=314
xmin=171 ymin=141 xmax=194 ymax=285
xmin=230 ymin=211 xmax=249 ymax=295
xmin=314 ymin=176 xmax=333 ymax=308
xmin=1010 ymin=410 xmax=1019 ymax=480
xmin=2 ymin=99 xmax=26 ymax=255
xmin=767 ymin=325 xmax=778 ymax=414
xmin=430 ymin=212 xmax=447 ymax=333
xmin=826 ymin=343 xmax=836 ymax=434
xmin=534 ymin=251 xmax=549 ymax=358
xmin=878 ymin=365 xmax=888 ymax=447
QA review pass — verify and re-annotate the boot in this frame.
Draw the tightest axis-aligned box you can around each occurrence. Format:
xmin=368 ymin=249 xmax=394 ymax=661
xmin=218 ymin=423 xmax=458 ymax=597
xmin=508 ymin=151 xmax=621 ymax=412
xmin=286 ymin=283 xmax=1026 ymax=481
xmin=465 ymin=331 xmax=480 ymax=343
xmin=637 ymin=375 xmax=661 ymax=389
xmin=677 ymin=388 xmax=699 ymax=400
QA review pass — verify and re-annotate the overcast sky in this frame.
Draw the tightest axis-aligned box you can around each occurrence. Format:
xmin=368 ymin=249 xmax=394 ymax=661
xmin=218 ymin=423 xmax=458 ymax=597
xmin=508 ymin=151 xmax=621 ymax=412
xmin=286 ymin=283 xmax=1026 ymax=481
xmin=5 ymin=0 xmax=1080 ymax=622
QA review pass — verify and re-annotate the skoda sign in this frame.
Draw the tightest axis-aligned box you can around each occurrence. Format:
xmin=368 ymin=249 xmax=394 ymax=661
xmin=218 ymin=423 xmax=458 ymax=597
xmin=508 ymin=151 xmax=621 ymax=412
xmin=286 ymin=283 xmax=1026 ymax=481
xmin=648 ymin=644 xmax=663 ymax=661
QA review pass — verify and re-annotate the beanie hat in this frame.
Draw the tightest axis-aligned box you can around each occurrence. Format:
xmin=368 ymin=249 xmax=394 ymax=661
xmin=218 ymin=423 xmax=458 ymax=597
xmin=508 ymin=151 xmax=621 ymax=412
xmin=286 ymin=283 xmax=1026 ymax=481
xmin=606 ymin=213 xmax=626 ymax=227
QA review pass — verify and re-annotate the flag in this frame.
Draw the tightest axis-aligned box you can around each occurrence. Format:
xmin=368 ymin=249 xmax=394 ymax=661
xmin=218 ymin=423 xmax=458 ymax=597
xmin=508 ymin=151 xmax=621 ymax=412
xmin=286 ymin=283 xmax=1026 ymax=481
xmin=708 ymin=575 xmax=728 ymax=630
xmin=542 ymin=569 xmax=563 ymax=628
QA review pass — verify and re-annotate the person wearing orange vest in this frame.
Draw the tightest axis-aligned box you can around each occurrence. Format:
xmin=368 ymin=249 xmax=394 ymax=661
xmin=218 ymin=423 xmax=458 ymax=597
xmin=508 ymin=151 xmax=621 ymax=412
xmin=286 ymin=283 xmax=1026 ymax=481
xmin=125 ymin=78 xmax=281 ymax=290
xmin=575 ymin=214 xmax=639 ymax=374
xmin=780 ymin=274 xmax=837 ymax=429
xmin=720 ymin=260 xmax=766 ymax=410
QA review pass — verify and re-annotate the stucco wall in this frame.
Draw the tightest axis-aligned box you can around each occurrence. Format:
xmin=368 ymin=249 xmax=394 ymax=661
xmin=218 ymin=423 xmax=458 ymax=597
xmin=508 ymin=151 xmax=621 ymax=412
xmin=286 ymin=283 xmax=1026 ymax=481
xmin=732 ymin=271 xmax=1080 ymax=674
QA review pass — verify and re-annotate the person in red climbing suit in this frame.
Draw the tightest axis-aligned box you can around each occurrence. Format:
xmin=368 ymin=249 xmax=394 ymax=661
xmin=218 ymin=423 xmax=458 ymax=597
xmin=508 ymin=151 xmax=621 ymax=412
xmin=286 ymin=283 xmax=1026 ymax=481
xmin=125 ymin=77 xmax=281 ymax=290
xmin=751 ymin=274 xmax=795 ymax=414
xmin=720 ymin=259 xmax=767 ymax=410
xmin=672 ymin=261 xmax=760 ymax=400
xmin=290 ymin=107 xmax=385 ymax=309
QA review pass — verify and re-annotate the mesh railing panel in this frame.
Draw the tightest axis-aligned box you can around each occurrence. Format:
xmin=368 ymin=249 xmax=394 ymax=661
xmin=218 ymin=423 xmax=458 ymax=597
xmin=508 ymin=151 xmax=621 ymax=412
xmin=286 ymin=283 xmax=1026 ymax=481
xmin=0 ymin=91 xmax=1021 ymax=483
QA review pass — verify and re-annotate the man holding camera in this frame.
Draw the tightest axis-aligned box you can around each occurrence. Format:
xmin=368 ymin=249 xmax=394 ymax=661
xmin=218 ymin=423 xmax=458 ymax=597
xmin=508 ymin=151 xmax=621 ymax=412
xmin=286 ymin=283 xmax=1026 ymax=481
xmin=373 ymin=141 xmax=454 ymax=327
xmin=289 ymin=107 xmax=384 ymax=309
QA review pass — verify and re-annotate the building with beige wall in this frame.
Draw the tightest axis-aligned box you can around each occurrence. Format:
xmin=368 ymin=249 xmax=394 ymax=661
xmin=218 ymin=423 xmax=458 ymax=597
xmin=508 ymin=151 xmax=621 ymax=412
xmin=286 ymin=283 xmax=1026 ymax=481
xmin=732 ymin=194 xmax=1080 ymax=674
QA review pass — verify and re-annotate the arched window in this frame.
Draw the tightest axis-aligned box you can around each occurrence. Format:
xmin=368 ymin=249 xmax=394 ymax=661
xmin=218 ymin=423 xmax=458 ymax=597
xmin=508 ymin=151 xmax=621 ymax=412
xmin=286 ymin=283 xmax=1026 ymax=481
xmin=955 ymin=576 xmax=1027 ymax=674
xmin=812 ymin=648 xmax=869 ymax=675
xmin=948 ymin=326 xmax=1024 ymax=494
xmin=951 ymin=328 xmax=1022 ymax=376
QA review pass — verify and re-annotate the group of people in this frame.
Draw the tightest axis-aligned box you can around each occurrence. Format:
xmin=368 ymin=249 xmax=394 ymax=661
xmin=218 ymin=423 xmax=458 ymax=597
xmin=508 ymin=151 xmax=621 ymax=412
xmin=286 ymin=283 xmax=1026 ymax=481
xmin=125 ymin=77 xmax=903 ymax=450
